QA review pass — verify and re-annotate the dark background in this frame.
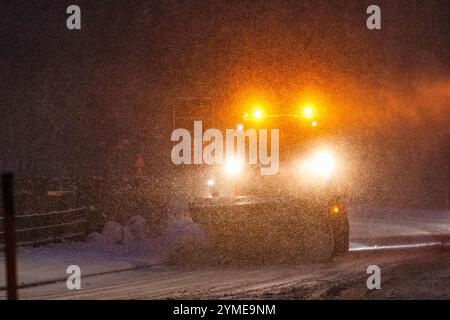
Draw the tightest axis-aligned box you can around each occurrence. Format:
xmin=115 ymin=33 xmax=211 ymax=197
xmin=0 ymin=1 xmax=449 ymax=207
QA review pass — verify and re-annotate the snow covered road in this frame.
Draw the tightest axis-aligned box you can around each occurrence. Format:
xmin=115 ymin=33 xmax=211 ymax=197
xmin=6 ymin=246 xmax=450 ymax=300
xmin=0 ymin=205 xmax=449 ymax=299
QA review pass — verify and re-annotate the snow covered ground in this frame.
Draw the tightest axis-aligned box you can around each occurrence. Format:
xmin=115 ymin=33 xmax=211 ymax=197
xmin=348 ymin=205 xmax=450 ymax=248
xmin=0 ymin=204 xmax=449 ymax=290
xmin=8 ymin=245 xmax=450 ymax=300
xmin=0 ymin=212 xmax=202 ymax=289
xmin=0 ymin=243 xmax=158 ymax=289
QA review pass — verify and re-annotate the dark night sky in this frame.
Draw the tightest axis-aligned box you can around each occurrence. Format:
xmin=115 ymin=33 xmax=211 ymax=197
xmin=0 ymin=0 xmax=449 ymax=192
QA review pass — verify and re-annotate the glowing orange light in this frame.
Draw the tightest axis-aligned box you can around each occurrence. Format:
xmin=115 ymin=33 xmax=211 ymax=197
xmin=253 ymin=109 xmax=263 ymax=118
xmin=331 ymin=205 xmax=340 ymax=216
xmin=303 ymin=105 xmax=314 ymax=117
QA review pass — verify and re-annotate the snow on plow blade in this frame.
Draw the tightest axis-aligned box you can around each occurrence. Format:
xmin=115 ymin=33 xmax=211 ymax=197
xmin=185 ymin=196 xmax=348 ymax=264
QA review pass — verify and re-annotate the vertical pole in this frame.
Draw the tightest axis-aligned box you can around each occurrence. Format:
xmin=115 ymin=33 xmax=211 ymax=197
xmin=2 ymin=172 xmax=18 ymax=300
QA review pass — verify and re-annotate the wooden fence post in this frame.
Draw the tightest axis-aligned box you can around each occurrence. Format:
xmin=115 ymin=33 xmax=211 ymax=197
xmin=2 ymin=172 xmax=18 ymax=300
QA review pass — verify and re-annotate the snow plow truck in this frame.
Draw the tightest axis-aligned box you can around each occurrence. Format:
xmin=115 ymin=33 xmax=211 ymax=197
xmin=174 ymin=104 xmax=349 ymax=264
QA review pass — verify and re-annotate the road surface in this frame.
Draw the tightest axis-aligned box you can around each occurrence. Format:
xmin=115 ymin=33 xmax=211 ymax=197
xmin=1 ymin=205 xmax=449 ymax=300
xmin=4 ymin=242 xmax=448 ymax=300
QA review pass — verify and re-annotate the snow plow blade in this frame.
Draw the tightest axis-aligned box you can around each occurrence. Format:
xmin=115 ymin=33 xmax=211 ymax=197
xmin=186 ymin=196 xmax=349 ymax=264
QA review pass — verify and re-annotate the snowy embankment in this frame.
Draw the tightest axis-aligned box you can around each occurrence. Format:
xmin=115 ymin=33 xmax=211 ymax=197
xmin=348 ymin=205 xmax=450 ymax=248
xmin=0 ymin=202 xmax=449 ymax=289
xmin=0 ymin=200 xmax=203 ymax=289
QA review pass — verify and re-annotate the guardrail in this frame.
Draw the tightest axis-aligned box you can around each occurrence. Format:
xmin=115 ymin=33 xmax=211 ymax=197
xmin=0 ymin=207 xmax=88 ymax=248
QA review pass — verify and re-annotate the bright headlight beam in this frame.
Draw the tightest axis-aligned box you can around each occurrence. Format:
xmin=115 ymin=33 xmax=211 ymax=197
xmin=309 ymin=150 xmax=336 ymax=179
xmin=224 ymin=157 xmax=243 ymax=177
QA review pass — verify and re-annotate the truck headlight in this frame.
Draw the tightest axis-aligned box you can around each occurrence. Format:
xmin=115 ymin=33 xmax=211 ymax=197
xmin=224 ymin=157 xmax=244 ymax=177
xmin=298 ymin=150 xmax=337 ymax=180
xmin=309 ymin=150 xmax=336 ymax=179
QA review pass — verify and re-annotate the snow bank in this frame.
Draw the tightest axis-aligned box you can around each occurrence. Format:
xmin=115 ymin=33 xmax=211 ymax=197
xmin=0 ymin=214 xmax=187 ymax=289
xmin=88 ymin=216 xmax=149 ymax=246
xmin=86 ymin=232 xmax=107 ymax=244
xmin=101 ymin=221 xmax=124 ymax=245
xmin=348 ymin=204 xmax=450 ymax=240
xmin=85 ymin=204 xmax=203 ymax=260
xmin=163 ymin=198 xmax=204 ymax=242
xmin=0 ymin=241 xmax=160 ymax=290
